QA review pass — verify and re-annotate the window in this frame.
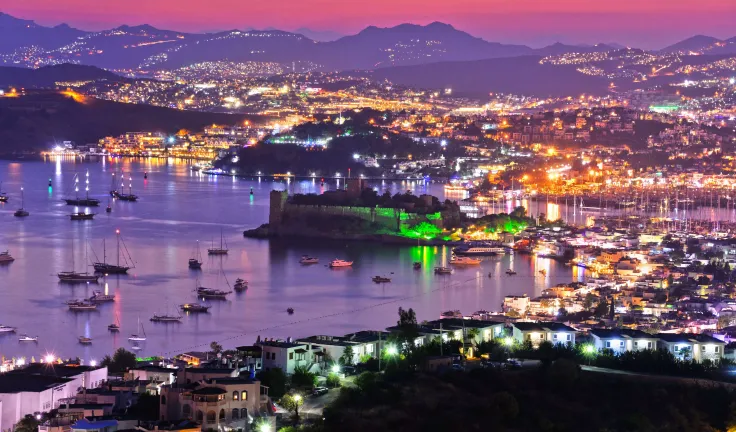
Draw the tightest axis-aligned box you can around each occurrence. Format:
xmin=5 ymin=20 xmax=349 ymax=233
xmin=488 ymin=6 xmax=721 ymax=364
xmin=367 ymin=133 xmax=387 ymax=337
xmin=232 ymin=409 xmax=239 ymax=420
xmin=702 ymin=345 xmax=706 ymax=351
xmin=553 ymin=334 xmax=558 ymax=341
xmin=219 ymin=409 xmax=225 ymax=420
xmin=241 ymin=391 xmax=247 ymax=401
xmin=272 ymin=353 xmax=276 ymax=360
xmin=196 ymin=411 xmax=204 ymax=422
xmin=619 ymin=341 xmax=624 ymax=348
xmin=207 ymin=411 xmax=216 ymax=423
xmin=289 ymin=352 xmax=294 ymax=360
xmin=716 ymin=346 xmax=720 ymax=353
xmin=161 ymin=396 xmax=166 ymax=405
xmin=233 ymin=391 xmax=239 ymax=401
xmin=605 ymin=341 xmax=611 ymax=348
xmin=241 ymin=408 xmax=248 ymax=419
xmin=647 ymin=342 xmax=653 ymax=349
xmin=182 ymin=405 xmax=191 ymax=417
xmin=566 ymin=334 xmax=571 ymax=341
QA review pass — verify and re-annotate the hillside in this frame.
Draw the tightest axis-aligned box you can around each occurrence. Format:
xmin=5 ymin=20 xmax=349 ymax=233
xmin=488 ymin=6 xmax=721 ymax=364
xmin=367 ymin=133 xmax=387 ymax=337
xmin=371 ymin=56 xmax=609 ymax=97
xmin=0 ymin=91 xmax=267 ymax=151
xmin=0 ymin=64 xmax=124 ymax=88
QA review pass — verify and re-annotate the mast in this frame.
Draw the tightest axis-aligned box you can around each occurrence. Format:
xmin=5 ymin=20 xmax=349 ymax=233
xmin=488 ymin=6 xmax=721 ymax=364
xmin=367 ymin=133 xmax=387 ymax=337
xmin=116 ymin=229 xmax=120 ymax=267
xmin=85 ymin=170 xmax=90 ymax=200
xmin=129 ymin=175 xmax=133 ymax=195
xmin=75 ymin=175 xmax=79 ymax=200
xmin=103 ymin=239 xmax=106 ymax=265
xmin=20 ymin=187 xmax=24 ymax=209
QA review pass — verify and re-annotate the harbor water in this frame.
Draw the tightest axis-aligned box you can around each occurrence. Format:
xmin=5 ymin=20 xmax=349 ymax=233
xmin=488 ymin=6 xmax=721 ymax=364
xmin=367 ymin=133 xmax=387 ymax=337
xmin=0 ymin=158 xmax=577 ymax=361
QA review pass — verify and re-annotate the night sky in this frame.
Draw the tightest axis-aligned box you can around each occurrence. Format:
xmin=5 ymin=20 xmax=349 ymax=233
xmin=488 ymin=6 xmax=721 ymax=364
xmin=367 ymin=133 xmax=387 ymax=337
xmin=3 ymin=0 xmax=734 ymax=48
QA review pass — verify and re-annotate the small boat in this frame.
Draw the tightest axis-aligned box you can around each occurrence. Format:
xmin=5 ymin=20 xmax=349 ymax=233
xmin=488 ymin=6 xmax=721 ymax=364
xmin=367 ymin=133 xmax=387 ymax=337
xmin=89 ymin=291 xmax=115 ymax=303
xmin=128 ymin=317 xmax=147 ymax=341
xmin=18 ymin=335 xmax=38 ymax=342
xmin=440 ymin=310 xmax=463 ymax=319
xmin=329 ymin=259 xmax=353 ymax=268
xmin=113 ymin=174 xmax=138 ymax=201
xmin=299 ymin=255 xmax=319 ymax=264
xmin=70 ymin=212 xmax=95 ymax=220
xmin=287 ymin=307 xmax=295 ymax=315
xmin=372 ymin=276 xmax=391 ymax=283
xmin=14 ymin=187 xmax=29 ymax=217
xmin=78 ymin=336 xmax=93 ymax=344
xmin=197 ymin=286 xmax=232 ymax=299
xmin=434 ymin=266 xmax=452 ymax=275
xmin=234 ymin=278 xmax=248 ymax=291
xmin=450 ymin=256 xmax=482 ymax=266
xmin=105 ymin=201 xmax=112 ymax=213
xmin=413 ymin=262 xmax=421 ymax=270
xmin=180 ymin=303 xmax=211 ymax=313
xmin=108 ymin=314 xmax=121 ymax=332
xmin=68 ymin=301 xmax=98 ymax=311
xmin=207 ymin=230 xmax=229 ymax=255
xmin=0 ymin=325 xmax=17 ymax=333
xmin=189 ymin=240 xmax=203 ymax=269
xmin=0 ymin=182 xmax=7 ymax=203
xmin=114 ymin=192 xmax=138 ymax=202
xmin=506 ymin=269 xmax=517 ymax=275
xmin=58 ymin=271 xmax=99 ymax=283
xmin=453 ymin=246 xmax=504 ymax=256
xmin=0 ymin=251 xmax=15 ymax=263
xmin=150 ymin=314 xmax=182 ymax=323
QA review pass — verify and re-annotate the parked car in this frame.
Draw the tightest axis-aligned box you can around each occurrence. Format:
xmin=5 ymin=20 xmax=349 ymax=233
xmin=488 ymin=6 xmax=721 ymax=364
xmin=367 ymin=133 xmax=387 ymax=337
xmin=312 ymin=386 xmax=329 ymax=396
xmin=504 ymin=359 xmax=522 ymax=369
xmin=342 ymin=365 xmax=356 ymax=376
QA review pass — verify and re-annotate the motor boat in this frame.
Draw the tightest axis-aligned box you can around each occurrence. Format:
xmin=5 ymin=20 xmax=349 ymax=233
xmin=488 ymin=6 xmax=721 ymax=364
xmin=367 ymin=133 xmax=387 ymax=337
xmin=450 ymin=256 xmax=481 ymax=266
xmin=287 ymin=308 xmax=295 ymax=315
xmin=506 ymin=269 xmax=518 ymax=275
xmin=0 ymin=325 xmax=17 ymax=333
xmin=70 ymin=212 xmax=95 ymax=221
xmin=329 ymin=259 xmax=353 ymax=268
xmin=234 ymin=278 xmax=248 ymax=291
xmin=434 ymin=267 xmax=452 ymax=275
xmin=453 ymin=246 xmax=504 ymax=256
xmin=68 ymin=301 xmax=98 ymax=311
xmin=188 ymin=258 xmax=202 ymax=269
xmin=197 ymin=286 xmax=232 ymax=299
xmin=299 ymin=256 xmax=319 ymax=264
xmin=89 ymin=291 xmax=115 ymax=303
xmin=78 ymin=336 xmax=93 ymax=344
xmin=150 ymin=314 xmax=182 ymax=323
xmin=180 ymin=303 xmax=211 ymax=313
xmin=413 ymin=262 xmax=421 ymax=270
xmin=18 ymin=335 xmax=38 ymax=342
xmin=0 ymin=251 xmax=15 ymax=263
xmin=372 ymin=276 xmax=391 ymax=283
xmin=58 ymin=271 xmax=99 ymax=283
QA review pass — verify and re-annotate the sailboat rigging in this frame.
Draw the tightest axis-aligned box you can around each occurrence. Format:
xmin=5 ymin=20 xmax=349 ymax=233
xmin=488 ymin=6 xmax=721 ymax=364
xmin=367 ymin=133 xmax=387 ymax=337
xmin=93 ymin=229 xmax=134 ymax=274
xmin=58 ymin=239 xmax=99 ymax=283
xmin=207 ymin=229 xmax=229 ymax=255
xmin=114 ymin=173 xmax=139 ymax=201
xmin=189 ymin=240 xmax=203 ymax=269
xmin=128 ymin=316 xmax=146 ymax=341
xmin=14 ymin=186 xmax=29 ymax=217
xmin=63 ymin=171 xmax=100 ymax=206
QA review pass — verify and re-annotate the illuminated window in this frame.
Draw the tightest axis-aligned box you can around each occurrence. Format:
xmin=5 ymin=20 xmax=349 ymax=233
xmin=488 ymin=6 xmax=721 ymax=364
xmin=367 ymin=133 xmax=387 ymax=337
xmin=241 ymin=391 xmax=247 ymax=401
xmin=233 ymin=391 xmax=239 ymax=401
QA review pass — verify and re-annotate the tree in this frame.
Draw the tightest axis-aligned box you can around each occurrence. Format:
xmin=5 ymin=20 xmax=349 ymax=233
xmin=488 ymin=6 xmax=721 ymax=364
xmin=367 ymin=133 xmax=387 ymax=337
xmin=256 ymin=368 xmax=287 ymax=399
xmin=279 ymin=393 xmax=304 ymax=421
xmin=340 ymin=345 xmax=355 ymax=366
xmin=291 ymin=366 xmax=317 ymax=389
xmin=594 ymin=299 xmax=609 ymax=318
xmin=210 ymin=341 xmax=223 ymax=355
xmin=394 ymin=307 xmax=419 ymax=353
xmin=326 ymin=373 xmax=341 ymax=388
xmin=15 ymin=415 xmax=40 ymax=432
xmin=101 ymin=348 xmax=137 ymax=373
xmin=583 ymin=293 xmax=596 ymax=310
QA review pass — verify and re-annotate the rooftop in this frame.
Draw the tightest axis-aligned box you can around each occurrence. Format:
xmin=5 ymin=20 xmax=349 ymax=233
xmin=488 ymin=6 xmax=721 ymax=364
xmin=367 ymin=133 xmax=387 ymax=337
xmin=589 ymin=328 xmax=654 ymax=339
xmin=0 ymin=374 xmax=74 ymax=393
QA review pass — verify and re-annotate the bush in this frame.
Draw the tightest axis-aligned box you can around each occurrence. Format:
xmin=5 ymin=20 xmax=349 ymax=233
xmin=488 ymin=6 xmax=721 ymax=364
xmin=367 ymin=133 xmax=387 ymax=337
xmin=326 ymin=373 xmax=341 ymax=388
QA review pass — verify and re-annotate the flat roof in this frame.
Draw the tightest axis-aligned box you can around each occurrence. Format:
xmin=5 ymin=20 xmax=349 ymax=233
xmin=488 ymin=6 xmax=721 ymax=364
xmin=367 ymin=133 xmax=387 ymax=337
xmin=9 ymin=364 xmax=102 ymax=378
xmin=0 ymin=374 xmax=74 ymax=393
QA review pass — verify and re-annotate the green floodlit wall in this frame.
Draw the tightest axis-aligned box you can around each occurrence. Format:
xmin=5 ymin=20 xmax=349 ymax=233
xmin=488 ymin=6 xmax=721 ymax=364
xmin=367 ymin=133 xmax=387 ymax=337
xmin=281 ymin=204 xmax=443 ymax=232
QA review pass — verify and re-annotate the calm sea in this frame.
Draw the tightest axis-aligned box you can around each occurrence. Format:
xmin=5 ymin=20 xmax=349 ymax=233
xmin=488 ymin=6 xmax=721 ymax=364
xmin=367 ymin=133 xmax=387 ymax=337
xmin=0 ymin=157 xmax=576 ymax=362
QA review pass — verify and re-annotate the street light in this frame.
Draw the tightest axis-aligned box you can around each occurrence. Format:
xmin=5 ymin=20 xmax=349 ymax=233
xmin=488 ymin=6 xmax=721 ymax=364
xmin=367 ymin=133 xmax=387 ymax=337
xmin=44 ymin=354 xmax=55 ymax=364
xmin=583 ymin=345 xmax=595 ymax=354
xmin=293 ymin=394 xmax=302 ymax=402
xmin=386 ymin=345 xmax=398 ymax=356
xmin=503 ymin=337 xmax=514 ymax=347
xmin=331 ymin=364 xmax=340 ymax=374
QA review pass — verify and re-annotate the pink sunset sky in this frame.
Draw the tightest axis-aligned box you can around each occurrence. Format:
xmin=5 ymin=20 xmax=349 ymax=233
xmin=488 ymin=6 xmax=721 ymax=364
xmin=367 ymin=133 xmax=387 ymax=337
xmin=1 ymin=0 xmax=734 ymax=48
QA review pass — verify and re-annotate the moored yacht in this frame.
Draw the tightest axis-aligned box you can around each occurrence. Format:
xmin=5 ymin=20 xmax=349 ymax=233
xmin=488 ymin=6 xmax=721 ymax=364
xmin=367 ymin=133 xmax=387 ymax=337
xmin=128 ymin=317 xmax=146 ymax=341
xmin=180 ymin=303 xmax=211 ymax=313
xmin=450 ymin=255 xmax=482 ymax=266
xmin=197 ymin=286 xmax=232 ymax=299
xmin=207 ymin=230 xmax=228 ymax=255
xmin=89 ymin=291 xmax=115 ymax=303
xmin=299 ymin=255 xmax=319 ymax=264
xmin=93 ymin=230 xmax=133 ymax=274
xmin=78 ymin=336 xmax=93 ymax=344
xmin=14 ymin=187 xmax=29 ymax=217
xmin=0 ymin=251 xmax=15 ymax=263
xmin=234 ymin=278 xmax=248 ymax=291
xmin=18 ymin=335 xmax=38 ymax=342
xmin=68 ymin=301 xmax=98 ymax=311
xmin=434 ymin=266 xmax=452 ymax=275
xmin=64 ymin=171 xmax=100 ymax=207
xmin=329 ymin=259 xmax=353 ymax=268
xmin=70 ymin=212 xmax=95 ymax=221
xmin=150 ymin=313 xmax=182 ymax=323
xmin=0 ymin=325 xmax=17 ymax=333
xmin=58 ymin=271 xmax=99 ymax=283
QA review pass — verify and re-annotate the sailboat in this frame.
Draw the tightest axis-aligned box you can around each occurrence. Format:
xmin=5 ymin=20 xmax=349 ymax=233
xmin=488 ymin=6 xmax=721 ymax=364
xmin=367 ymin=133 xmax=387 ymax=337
xmin=109 ymin=173 xmax=118 ymax=197
xmin=207 ymin=230 xmax=229 ymax=255
xmin=0 ymin=182 xmax=7 ymax=203
xmin=63 ymin=171 xmax=100 ymax=206
xmin=13 ymin=187 xmax=29 ymax=217
xmin=108 ymin=314 xmax=121 ymax=332
xmin=128 ymin=316 xmax=146 ymax=341
xmin=114 ymin=174 xmax=138 ymax=201
xmin=150 ymin=303 xmax=182 ymax=323
xmin=58 ymin=241 xmax=99 ymax=283
xmin=189 ymin=240 xmax=203 ymax=269
xmin=93 ymin=230 xmax=133 ymax=274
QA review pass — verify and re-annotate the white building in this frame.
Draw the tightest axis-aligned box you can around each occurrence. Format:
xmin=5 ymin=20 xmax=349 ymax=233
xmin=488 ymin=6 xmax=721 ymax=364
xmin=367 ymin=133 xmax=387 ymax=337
xmin=511 ymin=322 xmax=577 ymax=347
xmin=0 ymin=364 xmax=107 ymax=432
xmin=589 ymin=329 xmax=658 ymax=353
xmin=656 ymin=333 xmax=726 ymax=363
xmin=258 ymin=340 xmax=319 ymax=374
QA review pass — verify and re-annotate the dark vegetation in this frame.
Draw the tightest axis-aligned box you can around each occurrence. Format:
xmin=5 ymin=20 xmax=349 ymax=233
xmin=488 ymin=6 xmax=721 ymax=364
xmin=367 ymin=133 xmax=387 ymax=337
xmin=0 ymin=64 xmax=123 ymax=88
xmin=0 ymin=91 xmax=265 ymax=151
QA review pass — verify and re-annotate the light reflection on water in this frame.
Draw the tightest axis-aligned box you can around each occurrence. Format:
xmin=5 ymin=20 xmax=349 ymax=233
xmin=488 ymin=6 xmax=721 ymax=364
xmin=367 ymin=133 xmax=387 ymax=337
xmin=0 ymin=159 xmax=573 ymax=361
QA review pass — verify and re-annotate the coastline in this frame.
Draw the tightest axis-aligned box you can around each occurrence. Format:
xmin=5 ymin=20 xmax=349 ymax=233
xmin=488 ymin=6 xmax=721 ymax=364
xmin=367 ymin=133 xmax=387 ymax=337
xmin=243 ymin=224 xmax=458 ymax=246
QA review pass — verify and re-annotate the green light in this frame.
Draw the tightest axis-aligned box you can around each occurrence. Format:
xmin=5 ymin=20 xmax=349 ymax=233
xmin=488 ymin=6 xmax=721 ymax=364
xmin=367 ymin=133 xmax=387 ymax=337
xmin=584 ymin=345 xmax=595 ymax=354
xmin=386 ymin=345 xmax=398 ymax=356
xmin=503 ymin=337 xmax=514 ymax=346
